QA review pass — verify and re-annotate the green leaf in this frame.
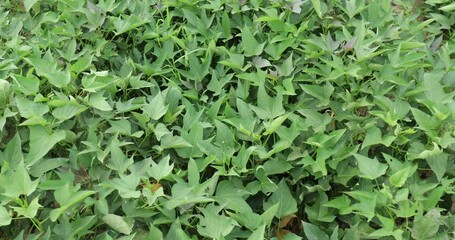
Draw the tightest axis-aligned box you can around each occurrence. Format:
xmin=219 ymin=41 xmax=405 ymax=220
xmin=311 ymin=0 xmax=322 ymax=18
xmin=106 ymin=139 xmax=134 ymax=173
xmin=303 ymin=221 xmax=330 ymax=240
xmin=71 ymin=53 xmax=93 ymax=74
xmin=12 ymin=197 xmax=42 ymax=219
xmin=219 ymin=52 xmax=244 ymax=69
xmin=275 ymin=53 xmax=294 ymax=76
xmin=306 ymin=191 xmax=336 ymax=222
xmin=312 ymin=147 xmax=335 ymax=176
xmin=324 ymin=195 xmax=351 ymax=215
xmin=101 ymin=174 xmax=141 ymax=199
xmin=423 ymin=185 xmax=447 ymax=210
xmin=82 ymin=74 xmax=118 ymax=92
xmin=89 ymin=91 xmax=113 ymax=111
xmin=240 ymin=25 xmax=265 ymax=56
xmin=422 ymin=71 xmax=449 ymax=103
xmin=142 ymin=187 xmax=164 ymax=206
xmin=188 ymin=158 xmax=200 ymax=186
xmin=265 ymin=37 xmax=296 ymax=60
xmin=148 ymin=224 xmax=163 ymax=239
xmin=231 ymin=145 xmax=251 ymax=172
xmin=306 ymin=129 xmax=345 ymax=148
xmin=345 ymin=191 xmax=377 ymax=221
xmin=250 ymin=85 xmax=285 ymax=119
xmin=164 ymin=182 xmax=214 ymax=209
xmin=362 ymin=127 xmax=383 ymax=149
xmin=215 ymin=180 xmax=252 ymax=213
xmin=411 ymin=108 xmax=439 ymax=132
xmin=23 ymin=0 xmax=39 ymax=12
xmin=354 ymin=154 xmax=388 ymax=180
xmin=0 ymin=161 xmax=39 ymax=199
xmin=143 ymin=92 xmax=168 ymax=120
xmin=253 ymin=56 xmax=271 ymax=69
xmin=389 ymin=166 xmax=411 ymax=188
xmin=426 ymin=153 xmax=448 ymax=182
xmin=197 ymin=204 xmax=236 ymax=238
xmin=112 ymin=15 xmax=148 ymax=35
xmin=11 ymin=74 xmax=39 ymax=96
xmin=102 ymin=214 xmax=133 ymax=235
xmin=215 ymin=120 xmax=236 ymax=149
xmin=26 ymin=51 xmax=71 ymax=88
xmin=25 ymin=125 xmax=66 ymax=167
xmin=247 ymin=224 xmax=265 ymax=240
xmin=148 ymin=155 xmax=174 ymax=181
xmin=298 ymin=108 xmax=331 ymax=132
xmin=0 ymin=205 xmax=11 ymax=227
xmin=230 ymin=212 xmax=261 ymax=231
xmin=160 ymin=134 xmax=193 ymax=149
xmin=263 ymin=159 xmax=293 ymax=175
xmin=2 ymin=133 xmax=24 ymax=167
xmin=300 ymin=83 xmax=334 ymax=107
xmin=411 ymin=209 xmax=441 ymax=240
xmin=49 ymin=184 xmax=96 ymax=222
xmin=263 ymin=179 xmax=297 ymax=218
xmin=15 ymin=97 xmax=49 ymax=119
xmin=254 ymin=166 xmax=278 ymax=193
xmin=52 ymin=103 xmax=87 ymax=122
xmin=106 ymin=119 xmax=132 ymax=136
xmin=439 ymin=3 xmax=455 ymax=12
xmin=261 ymin=203 xmax=279 ymax=225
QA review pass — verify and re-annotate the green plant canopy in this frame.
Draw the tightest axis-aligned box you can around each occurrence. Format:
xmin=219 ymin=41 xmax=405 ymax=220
xmin=0 ymin=0 xmax=454 ymax=239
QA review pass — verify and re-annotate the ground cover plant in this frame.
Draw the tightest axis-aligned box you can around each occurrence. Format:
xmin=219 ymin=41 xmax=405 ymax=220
xmin=0 ymin=0 xmax=454 ymax=239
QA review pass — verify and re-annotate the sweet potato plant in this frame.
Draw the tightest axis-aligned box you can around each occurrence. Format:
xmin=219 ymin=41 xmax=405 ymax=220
xmin=0 ymin=0 xmax=454 ymax=239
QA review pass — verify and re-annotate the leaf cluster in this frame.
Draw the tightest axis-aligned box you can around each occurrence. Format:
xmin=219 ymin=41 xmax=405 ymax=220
xmin=0 ymin=0 xmax=455 ymax=239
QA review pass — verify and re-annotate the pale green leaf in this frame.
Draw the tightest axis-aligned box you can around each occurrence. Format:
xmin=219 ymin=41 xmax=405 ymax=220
xmin=26 ymin=51 xmax=70 ymax=88
xmin=148 ymin=155 xmax=174 ymax=181
xmin=12 ymin=197 xmax=42 ymax=219
xmin=23 ymin=0 xmax=39 ymax=12
xmin=426 ymin=153 xmax=448 ymax=182
xmin=247 ymin=224 xmax=265 ymax=240
xmin=25 ymin=125 xmax=66 ymax=167
xmin=354 ymin=154 xmax=388 ymax=180
xmin=89 ymin=91 xmax=113 ymax=111
xmin=103 ymin=214 xmax=133 ymax=235
xmin=197 ymin=204 xmax=236 ymax=238
xmin=263 ymin=179 xmax=297 ymax=218
xmin=311 ymin=0 xmax=322 ymax=18
xmin=240 ymin=25 xmax=265 ymax=56
xmin=0 ymin=205 xmax=11 ymax=227
xmin=0 ymin=161 xmax=39 ymax=199
xmin=143 ymin=92 xmax=168 ymax=120
xmin=389 ymin=166 xmax=411 ymax=188
xmin=411 ymin=209 xmax=441 ymax=240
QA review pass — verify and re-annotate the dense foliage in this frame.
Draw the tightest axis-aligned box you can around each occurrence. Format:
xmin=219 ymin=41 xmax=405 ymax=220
xmin=1 ymin=0 xmax=455 ymax=239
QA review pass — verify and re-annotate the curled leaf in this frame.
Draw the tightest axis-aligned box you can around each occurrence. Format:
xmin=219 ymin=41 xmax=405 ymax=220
xmin=102 ymin=214 xmax=133 ymax=235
